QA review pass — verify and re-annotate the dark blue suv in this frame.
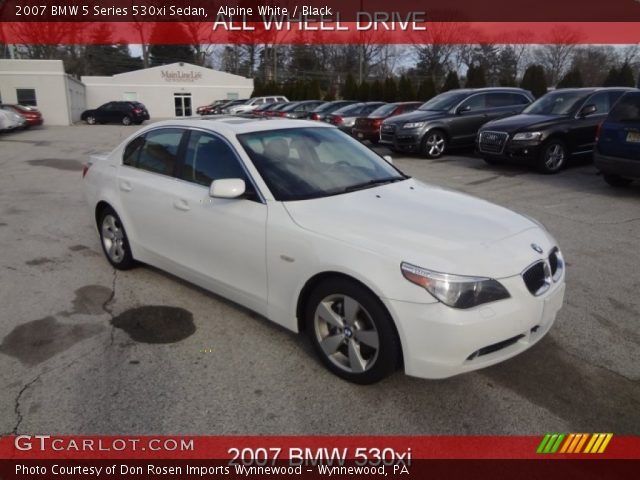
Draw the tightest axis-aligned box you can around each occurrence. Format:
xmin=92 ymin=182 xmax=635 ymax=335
xmin=595 ymin=91 xmax=640 ymax=187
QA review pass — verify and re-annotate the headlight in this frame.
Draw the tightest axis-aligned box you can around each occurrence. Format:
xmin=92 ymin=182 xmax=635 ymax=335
xmin=400 ymin=262 xmax=510 ymax=309
xmin=512 ymin=131 xmax=543 ymax=141
xmin=403 ymin=122 xmax=425 ymax=129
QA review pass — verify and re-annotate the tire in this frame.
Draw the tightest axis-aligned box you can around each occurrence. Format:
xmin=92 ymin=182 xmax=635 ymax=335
xmin=603 ymin=173 xmax=633 ymax=187
xmin=421 ymin=130 xmax=447 ymax=159
xmin=538 ymin=139 xmax=567 ymax=174
xmin=122 ymin=115 xmax=132 ymax=126
xmin=86 ymin=116 xmax=96 ymax=125
xmin=98 ymin=207 xmax=136 ymax=270
xmin=370 ymin=138 xmax=379 ymax=145
xmin=305 ymin=278 xmax=401 ymax=384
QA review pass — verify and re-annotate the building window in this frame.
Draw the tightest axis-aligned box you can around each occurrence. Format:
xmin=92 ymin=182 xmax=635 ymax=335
xmin=16 ymin=88 xmax=37 ymax=106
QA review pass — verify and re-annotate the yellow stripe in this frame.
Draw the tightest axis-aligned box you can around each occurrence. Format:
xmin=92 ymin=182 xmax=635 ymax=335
xmin=590 ymin=434 xmax=606 ymax=454
xmin=567 ymin=434 xmax=582 ymax=453
xmin=559 ymin=434 xmax=575 ymax=453
xmin=584 ymin=434 xmax=598 ymax=453
xmin=575 ymin=434 xmax=589 ymax=453
xmin=598 ymin=434 xmax=613 ymax=454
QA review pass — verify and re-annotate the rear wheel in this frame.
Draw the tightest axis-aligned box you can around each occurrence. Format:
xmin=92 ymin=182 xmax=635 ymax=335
xmin=122 ymin=115 xmax=132 ymax=126
xmin=603 ymin=173 xmax=633 ymax=187
xmin=421 ymin=130 xmax=447 ymax=159
xmin=98 ymin=207 xmax=135 ymax=270
xmin=538 ymin=139 xmax=567 ymax=174
xmin=305 ymin=278 xmax=400 ymax=384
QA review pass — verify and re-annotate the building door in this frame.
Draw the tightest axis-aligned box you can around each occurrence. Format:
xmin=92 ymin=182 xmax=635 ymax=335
xmin=174 ymin=93 xmax=192 ymax=117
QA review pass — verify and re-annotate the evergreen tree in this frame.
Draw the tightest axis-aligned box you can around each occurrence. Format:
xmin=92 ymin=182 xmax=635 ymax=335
xmin=416 ymin=78 xmax=436 ymax=101
xmin=357 ymin=82 xmax=370 ymax=101
xmin=619 ymin=63 xmax=635 ymax=87
xmin=557 ymin=68 xmax=584 ymax=88
xmin=465 ymin=65 xmax=487 ymax=88
xmin=441 ymin=71 xmax=461 ymax=92
xmin=602 ymin=67 xmax=620 ymax=87
xmin=397 ymin=75 xmax=416 ymax=101
xmin=343 ymin=73 xmax=359 ymax=99
xmin=383 ymin=77 xmax=398 ymax=102
xmin=307 ymin=80 xmax=321 ymax=100
xmin=370 ymin=79 xmax=384 ymax=101
xmin=520 ymin=64 xmax=548 ymax=98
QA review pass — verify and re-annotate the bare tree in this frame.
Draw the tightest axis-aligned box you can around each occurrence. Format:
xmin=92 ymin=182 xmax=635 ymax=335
xmin=533 ymin=27 xmax=582 ymax=86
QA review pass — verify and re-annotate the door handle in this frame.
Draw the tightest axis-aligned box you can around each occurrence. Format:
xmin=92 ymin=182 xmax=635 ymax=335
xmin=173 ymin=199 xmax=190 ymax=211
xmin=119 ymin=181 xmax=133 ymax=192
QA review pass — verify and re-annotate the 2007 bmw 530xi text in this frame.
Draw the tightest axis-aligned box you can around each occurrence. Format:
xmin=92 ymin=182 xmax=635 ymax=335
xmin=82 ymin=118 xmax=565 ymax=384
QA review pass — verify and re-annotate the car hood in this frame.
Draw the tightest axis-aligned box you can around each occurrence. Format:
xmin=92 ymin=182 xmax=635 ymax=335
xmin=283 ymin=178 xmax=555 ymax=279
xmin=384 ymin=110 xmax=447 ymax=125
xmin=483 ymin=113 xmax=567 ymax=133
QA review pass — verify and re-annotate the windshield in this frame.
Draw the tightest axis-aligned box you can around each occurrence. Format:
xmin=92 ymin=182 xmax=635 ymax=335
xmin=370 ymin=104 xmax=397 ymax=117
xmin=333 ymin=103 xmax=364 ymax=116
xmin=419 ymin=92 xmax=469 ymax=111
xmin=237 ymin=127 xmax=406 ymax=201
xmin=523 ymin=91 xmax=588 ymax=115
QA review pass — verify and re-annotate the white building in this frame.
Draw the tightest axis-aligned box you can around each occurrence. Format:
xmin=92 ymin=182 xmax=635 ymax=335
xmin=0 ymin=60 xmax=254 ymax=125
xmin=0 ymin=59 xmax=86 ymax=125
xmin=82 ymin=62 xmax=254 ymax=118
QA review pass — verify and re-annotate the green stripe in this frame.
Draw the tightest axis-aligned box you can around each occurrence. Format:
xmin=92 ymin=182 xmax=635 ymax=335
xmin=537 ymin=434 xmax=552 ymax=453
xmin=550 ymin=434 xmax=565 ymax=453
xmin=543 ymin=434 xmax=558 ymax=453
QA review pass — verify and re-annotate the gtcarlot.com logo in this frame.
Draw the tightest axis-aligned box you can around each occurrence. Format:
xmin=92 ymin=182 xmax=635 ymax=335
xmin=537 ymin=433 xmax=613 ymax=454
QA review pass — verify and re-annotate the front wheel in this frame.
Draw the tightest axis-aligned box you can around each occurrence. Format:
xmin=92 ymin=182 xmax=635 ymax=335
xmin=305 ymin=278 xmax=401 ymax=384
xmin=99 ymin=208 xmax=135 ymax=270
xmin=86 ymin=116 xmax=96 ymax=125
xmin=538 ymin=139 xmax=567 ymax=174
xmin=603 ymin=173 xmax=633 ymax=187
xmin=421 ymin=130 xmax=447 ymax=159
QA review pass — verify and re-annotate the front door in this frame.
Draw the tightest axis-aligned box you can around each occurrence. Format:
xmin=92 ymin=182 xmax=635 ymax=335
xmin=174 ymin=93 xmax=192 ymax=117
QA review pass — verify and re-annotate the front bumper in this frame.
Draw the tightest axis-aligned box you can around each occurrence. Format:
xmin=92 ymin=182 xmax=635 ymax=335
xmin=594 ymin=151 xmax=640 ymax=179
xmin=385 ymin=275 xmax=565 ymax=379
xmin=477 ymin=138 xmax=543 ymax=163
xmin=353 ymin=127 xmax=379 ymax=142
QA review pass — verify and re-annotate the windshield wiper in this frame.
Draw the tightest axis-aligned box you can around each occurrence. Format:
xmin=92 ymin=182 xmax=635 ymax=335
xmin=343 ymin=177 xmax=404 ymax=193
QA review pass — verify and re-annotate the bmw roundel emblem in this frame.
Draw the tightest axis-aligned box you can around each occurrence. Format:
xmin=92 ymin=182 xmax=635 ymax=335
xmin=531 ymin=243 xmax=544 ymax=254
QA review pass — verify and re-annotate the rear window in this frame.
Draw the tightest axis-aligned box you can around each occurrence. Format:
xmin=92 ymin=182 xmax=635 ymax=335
xmin=608 ymin=93 xmax=640 ymax=122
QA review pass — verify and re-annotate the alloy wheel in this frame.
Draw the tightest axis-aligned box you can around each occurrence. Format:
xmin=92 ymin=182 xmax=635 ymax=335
xmin=101 ymin=214 xmax=126 ymax=264
xmin=87 ymin=116 xmax=96 ymax=125
xmin=424 ymin=132 xmax=446 ymax=158
xmin=313 ymin=294 xmax=380 ymax=373
xmin=544 ymin=143 xmax=566 ymax=171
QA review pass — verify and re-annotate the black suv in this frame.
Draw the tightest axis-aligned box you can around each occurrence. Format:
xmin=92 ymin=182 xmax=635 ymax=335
xmin=477 ymin=87 xmax=636 ymax=173
xmin=594 ymin=91 xmax=640 ymax=186
xmin=381 ymin=88 xmax=533 ymax=158
xmin=81 ymin=101 xmax=150 ymax=126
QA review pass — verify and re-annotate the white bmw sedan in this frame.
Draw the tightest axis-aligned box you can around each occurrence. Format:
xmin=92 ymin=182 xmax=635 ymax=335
xmin=83 ymin=118 xmax=565 ymax=384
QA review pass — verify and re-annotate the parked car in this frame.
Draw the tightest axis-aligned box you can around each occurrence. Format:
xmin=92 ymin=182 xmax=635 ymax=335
xmin=477 ymin=87 xmax=635 ymax=173
xmin=228 ymin=96 xmax=289 ymax=115
xmin=381 ymin=88 xmax=533 ymax=158
xmin=325 ymin=102 xmax=386 ymax=134
xmin=594 ymin=91 xmax=640 ymax=186
xmin=196 ymin=100 xmax=228 ymax=115
xmin=307 ymin=100 xmax=359 ymax=121
xmin=353 ymin=102 xmax=422 ymax=144
xmin=276 ymin=100 xmax=327 ymax=119
xmin=83 ymin=118 xmax=565 ymax=384
xmin=1 ymin=104 xmax=43 ymax=126
xmin=0 ymin=108 xmax=27 ymax=131
xmin=81 ymin=101 xmax=150 ymax=126
xmin=218 ymin=99 xmax=249 ymax=114
xmin=251 ymin=101 xmax=282 ymax=117
xmin=263 ymin=102 xmax=293 ymax=117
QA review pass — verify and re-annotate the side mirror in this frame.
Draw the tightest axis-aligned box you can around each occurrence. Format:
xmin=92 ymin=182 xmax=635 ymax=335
xmin=209 ymin=179 xmax=246 ymax=199
xmin=457 ymin=105 xmax=472 ymax=114
xmin=579 ymin=104 xmax=597 ymax=117
xmin=383 ymin=155 xmax=393 ymax=165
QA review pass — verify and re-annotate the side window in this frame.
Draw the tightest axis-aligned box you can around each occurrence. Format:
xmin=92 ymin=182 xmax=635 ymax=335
xmin=608 ymin=91 xmax=626 ymax=111
xmin=137 ymin=128 xmax=184 ymax=176
xmin=487 ymin=93 xmax=530 ymax=107
xmin=100 ymin=102 xmax=114 ymax=111
xmin=123 ymin=136 xmax=145 ymax=166
xmin=585 ymin=92 xmax=609 ymax=115
xmin=608 ymin=94 xmax=640 ymax=122
xmin=459 ymin=94 xmax=487 ymax=112
xmin=16 ymin=88 xmax=37 ymax=106
xmin=181 ymin=131 xmax=249 ymax=188
xmin=254 ymin=98 xmax=265 ymax=105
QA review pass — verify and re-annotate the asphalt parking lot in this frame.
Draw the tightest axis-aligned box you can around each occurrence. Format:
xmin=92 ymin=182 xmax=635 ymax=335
xmin=1 ymin=124 xmax=639 ymax=436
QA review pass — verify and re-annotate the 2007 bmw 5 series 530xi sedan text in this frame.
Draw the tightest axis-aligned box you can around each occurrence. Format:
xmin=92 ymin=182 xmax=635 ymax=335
xmin=82 ymin=118 xmax=565 ymax=384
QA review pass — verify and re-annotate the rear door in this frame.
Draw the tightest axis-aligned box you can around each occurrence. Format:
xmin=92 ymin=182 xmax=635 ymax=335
xmin=598 ymin=92 xmax=640 ymax=160
xmin=116 ymin=128 xmax=187 ymax=259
